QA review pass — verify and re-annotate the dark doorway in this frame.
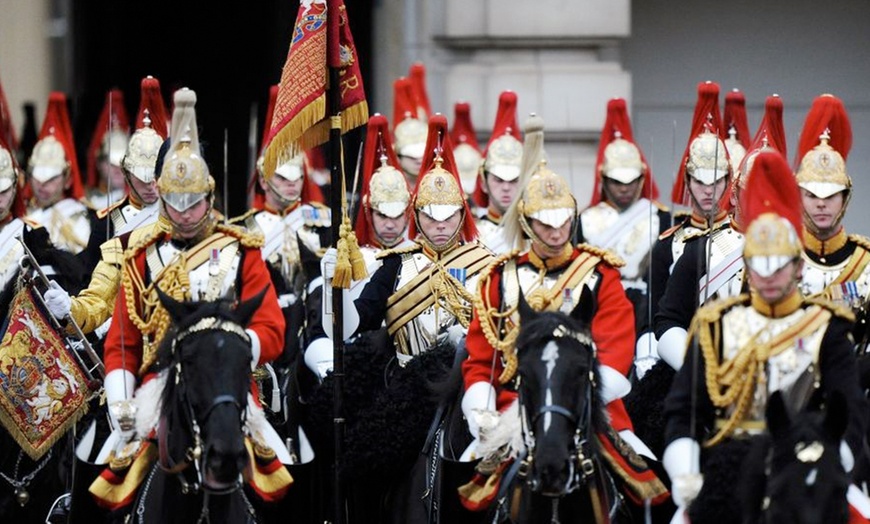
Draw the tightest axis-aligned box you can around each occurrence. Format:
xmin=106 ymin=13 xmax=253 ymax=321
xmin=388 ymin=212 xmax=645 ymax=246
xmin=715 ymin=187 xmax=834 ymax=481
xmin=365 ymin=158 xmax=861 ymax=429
xmin=70 ymin=0 xmax=373 ymax=217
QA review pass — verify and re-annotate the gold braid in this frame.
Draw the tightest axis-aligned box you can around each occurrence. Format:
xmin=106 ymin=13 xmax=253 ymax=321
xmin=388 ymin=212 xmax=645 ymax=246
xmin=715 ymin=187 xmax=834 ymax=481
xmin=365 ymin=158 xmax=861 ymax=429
xmin=429 ymin=263 xmax=475 ymax=328
xmin=473 ymin=250 xmax=523 ymax=384
xmin=694 ymin=298 xmax=763 ymax=447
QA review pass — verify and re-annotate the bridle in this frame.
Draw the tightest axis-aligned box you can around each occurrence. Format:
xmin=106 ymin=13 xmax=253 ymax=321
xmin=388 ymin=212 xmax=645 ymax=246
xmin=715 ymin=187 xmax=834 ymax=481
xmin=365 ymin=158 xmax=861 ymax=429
xmin=159 ymin=316 xmax=251 ymax=496
xmin=517 ymin=324 xmax=598 ymax=497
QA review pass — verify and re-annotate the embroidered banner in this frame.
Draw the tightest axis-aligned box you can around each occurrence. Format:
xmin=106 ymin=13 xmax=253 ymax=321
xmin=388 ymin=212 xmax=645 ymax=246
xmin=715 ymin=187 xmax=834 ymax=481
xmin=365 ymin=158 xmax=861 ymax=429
xmin=0 ymin=286 xmax=92 ymax=459
xmin=264 ymin=0 xmax=368 ymax=176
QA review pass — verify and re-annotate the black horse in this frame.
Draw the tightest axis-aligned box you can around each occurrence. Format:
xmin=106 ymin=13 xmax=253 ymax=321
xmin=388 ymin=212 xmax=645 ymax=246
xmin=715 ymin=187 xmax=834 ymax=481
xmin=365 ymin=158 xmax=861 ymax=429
xmin=740 ymin=390 xmax=851 ymax=524
xmin=118 ymin=288 xmax=272 ymax=524
xmin=0 ymin=225 xmax=90 ymax=523
xmin=484 ymin=294 xmax=630 ymax=524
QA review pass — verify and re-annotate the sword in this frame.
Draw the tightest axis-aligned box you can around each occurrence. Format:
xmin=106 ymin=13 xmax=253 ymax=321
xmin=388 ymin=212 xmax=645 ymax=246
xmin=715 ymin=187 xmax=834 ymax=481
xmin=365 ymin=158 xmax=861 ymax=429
xmin=16 ymin=236 xmax=105 ymax=380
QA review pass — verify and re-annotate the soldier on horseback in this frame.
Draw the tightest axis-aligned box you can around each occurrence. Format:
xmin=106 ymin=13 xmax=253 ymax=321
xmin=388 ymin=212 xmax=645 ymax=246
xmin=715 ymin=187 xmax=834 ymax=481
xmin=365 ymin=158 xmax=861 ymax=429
xmin=91 ymin=88 xmax=289 ymax=512
xmin=663 ymin=151 xmax=870 ymax=523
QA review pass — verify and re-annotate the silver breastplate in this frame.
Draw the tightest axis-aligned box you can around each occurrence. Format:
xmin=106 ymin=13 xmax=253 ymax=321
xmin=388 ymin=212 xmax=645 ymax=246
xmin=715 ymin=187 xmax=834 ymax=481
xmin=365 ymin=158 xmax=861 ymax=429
xmin=28 ymin=199 xmax=91 ymax=255
xmin=0 ymin=219 xmax=24 ymax=290
xmin=720 ymin=305 xmax=825 ymax=426
xmin=153 ymin=240 xmax=241 ymax=302
xmin=800 ymin=251 xmax=870 ymax=312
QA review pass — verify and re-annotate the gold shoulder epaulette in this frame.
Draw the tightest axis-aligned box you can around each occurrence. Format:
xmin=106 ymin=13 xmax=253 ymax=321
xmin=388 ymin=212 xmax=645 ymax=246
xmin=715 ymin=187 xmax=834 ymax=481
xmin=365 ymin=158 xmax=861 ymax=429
xmin=848 ymin=234 xmax=870 ymax=253
xmin=653 ymin=200 xmax=670 ymax=213
xmin=683 ymin=228 xmax=711 ymax=242
xmin=125 ymin=222 xmax=165 ymax=260
xmin=228 ymin=208 xmax=258 ymax=225
xmin=216 ymin=223 xmax=264 ymax=248
xmin=375 ymin=242 xmax=420 ymax=260
xmin=99 ymin=237 xmax=124 ymax=266
xmin=97 ymin=199 xmax=126 ymax=220
xmin=658 ymin=222 xmax=684 ymax=241
xmin=576 ymin=243 xmax=625 ymax=268
xmin=805 ymin=296 xmax=857 ymax=322
xmin=694 ymin=293 xmax=749 ymax=324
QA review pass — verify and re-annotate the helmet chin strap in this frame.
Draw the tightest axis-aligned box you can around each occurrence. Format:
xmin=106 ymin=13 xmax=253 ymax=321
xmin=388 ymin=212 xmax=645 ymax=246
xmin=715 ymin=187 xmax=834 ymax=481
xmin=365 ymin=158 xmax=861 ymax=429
xmin=164 ymin=194 xmax=216 ymax=243
xmin=802 ymin=190 xmax=850 ymax=239
xmin=415 ymin=209 xmax=464 ymax=255
xmin=0 ymin=185 xmax=16 ymax=222
xmin=265 ymin=177 xmax=301 ymax=210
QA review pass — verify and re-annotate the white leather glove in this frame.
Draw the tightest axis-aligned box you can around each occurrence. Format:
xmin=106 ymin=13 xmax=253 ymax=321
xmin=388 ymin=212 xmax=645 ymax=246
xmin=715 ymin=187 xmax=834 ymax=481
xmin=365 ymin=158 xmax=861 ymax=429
xmin=321 ymin=247 xmax=337 ymax=281
xmin=94 ymin=318 xmax=113 ymax=340
xmin=461 ymin=382 xmax=498 ymax=439
xmin=246 ymin=329 xmax=261 ymax=371
xmin=43 ymin=280 xmax=72 ymax=320
xmin=105 ymin=369 xmax=137 ymax=438
xmin=663 ymin=437 xmax=703 ymax=507
xmin=438 ymin=324 xmax=465 ymax=348
xmin=841 ymin=440 xmax=855 ymax=472
xmin=599 ymin=365 xmax=631 ymax=404
xmin=304 ymin=337 xmax=334 ymax=380
xmin=634 ymin=332 xmax=659 ymax=380
xmin=322 ymin=286 xmax=360 ymax=340
xmin=657 ymin=327 xmax=688 ymax=370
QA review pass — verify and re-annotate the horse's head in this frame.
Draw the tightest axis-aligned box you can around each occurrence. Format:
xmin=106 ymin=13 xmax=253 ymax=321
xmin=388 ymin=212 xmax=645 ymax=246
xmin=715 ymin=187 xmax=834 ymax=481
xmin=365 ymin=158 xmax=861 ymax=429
xmin=152 ymin=286 xmax=267 ymax=494
xmin=761 ymin=390 xmax=850 ymax=524
xmin=515 ymin=290 xmax=604 ymax=497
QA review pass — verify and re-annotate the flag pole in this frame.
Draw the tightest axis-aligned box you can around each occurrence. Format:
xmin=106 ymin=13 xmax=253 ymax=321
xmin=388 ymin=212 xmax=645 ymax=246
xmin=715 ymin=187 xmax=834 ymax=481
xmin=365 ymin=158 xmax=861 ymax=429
xmin=327 ymin=49 xmax=347 ymax=524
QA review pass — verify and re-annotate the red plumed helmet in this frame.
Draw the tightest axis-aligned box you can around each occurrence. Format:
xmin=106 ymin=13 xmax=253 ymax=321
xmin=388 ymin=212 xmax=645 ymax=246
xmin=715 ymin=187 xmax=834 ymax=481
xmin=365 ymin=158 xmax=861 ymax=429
xmin=410 ymin=114 xmax=478 ymax=242
xmin=590 ymin=97 xmax=658 ymax=207
xmin=137 ymin=76 xmax=169 ymax=139
xmin=0 ymin=73 xmax=18 ymax=153
xmin=671 ymin=81 xmax=730 ymax=208
xmin=28 ymin=92 xmax=84 ymax=200
xmin=86 ymin=88 xmax=131 ymax=188
xmin=474 ymin=90 xmax=522 ymax=209
xmin=722 ymin=89 xmax=751 ymax=149
xmin=795 ymin=94 xmax=852 ymax=167
xmin=451 ymin=101 xmax=482 ymax=196
xmin=742 ymin=151 xmax=803 ymax=275
xmin=408 ymin=62 xmax=432 ymax=121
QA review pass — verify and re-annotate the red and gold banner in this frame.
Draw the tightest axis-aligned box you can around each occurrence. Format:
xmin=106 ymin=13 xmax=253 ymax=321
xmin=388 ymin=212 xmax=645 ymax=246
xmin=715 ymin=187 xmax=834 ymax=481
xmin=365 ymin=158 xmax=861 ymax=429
xmin=0 ymin=286 xmax=92 ymax=459
xmin=264 ymin=0 xmax=368 ymax=176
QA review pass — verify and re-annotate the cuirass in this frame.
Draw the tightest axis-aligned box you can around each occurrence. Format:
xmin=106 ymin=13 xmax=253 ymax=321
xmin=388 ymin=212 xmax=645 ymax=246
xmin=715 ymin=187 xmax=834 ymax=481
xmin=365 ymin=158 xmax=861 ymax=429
xmin=392 ymin=250 xmax=480 ymax=356
xmin=702 ymin=227 xmax=745 ymax=303
xmin=720 ymin=305 xmax=824 ymax=426
xmin=28 ymin=199 xmax=91 ymax=255
xmin=581 ymin=200 xmax=658 ymax=280
xmin=154 ymin=240 xmax=241 ymax=301
xmin=253 ymin=206 xmax=327 ymax=285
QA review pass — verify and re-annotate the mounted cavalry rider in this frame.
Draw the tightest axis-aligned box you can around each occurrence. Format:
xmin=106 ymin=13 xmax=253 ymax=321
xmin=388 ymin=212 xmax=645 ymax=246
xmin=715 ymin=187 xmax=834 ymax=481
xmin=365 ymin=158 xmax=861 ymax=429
xmin=663 ymin=150 xmax=869 ymax=523
xmin=42 ymin=75 xmax=168 ymax=339
xmin=83 ymin=88 xmax=131 ymax=210
xmin=90 ymin=88 xmax=289 ymax=510
xmin=460 ymin=115 xmax=667 ymax=512
xmin=577 ymin=97 xmax=669 ymax=378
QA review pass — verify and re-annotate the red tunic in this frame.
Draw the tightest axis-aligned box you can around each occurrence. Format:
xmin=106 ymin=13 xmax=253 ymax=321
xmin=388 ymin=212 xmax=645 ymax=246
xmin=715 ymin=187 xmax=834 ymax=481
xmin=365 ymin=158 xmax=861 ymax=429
xmin=104 ymin=233 xmax=285 ymax=377
xmin=463 ymin=247 xmax=635 ymax=431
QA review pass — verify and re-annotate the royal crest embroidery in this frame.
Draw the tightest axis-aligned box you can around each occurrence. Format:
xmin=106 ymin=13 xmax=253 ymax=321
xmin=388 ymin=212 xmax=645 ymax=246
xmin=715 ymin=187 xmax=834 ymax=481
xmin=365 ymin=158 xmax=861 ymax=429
xmin=0 ymin=287 xmax=93 ymax=459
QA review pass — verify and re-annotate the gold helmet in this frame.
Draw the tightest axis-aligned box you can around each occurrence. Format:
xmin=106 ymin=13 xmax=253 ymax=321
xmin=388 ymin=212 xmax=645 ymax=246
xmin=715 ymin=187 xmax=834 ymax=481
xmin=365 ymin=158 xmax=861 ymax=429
xmin=601 ymin=133 xmax=645 ymax=184
xmin=0 ymin=145 xmax=17 ymax=193
xmin=29 ymin=134 xmax=68 ymax=183
xmin=273 ymin=152 xmax=305 ymax=182
xmin=794 ymin=94 xmax=852 ymax=201
xmin=795 ymin=130 xmax=850 ymax=199
xmin=122 ymin=112 xmax=164 ymax=184
xmin=518 ymin=162 xmax=577 ymax=233
xmin=369 ymin=156 xmax=411 ymax=218
xmin=414 ymin=156 xmax=465 ymax=221
xmin=686 ymin=126 xmax=730 ymax=185
xmin=158 ymin=88 xmax=214 ymax=213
